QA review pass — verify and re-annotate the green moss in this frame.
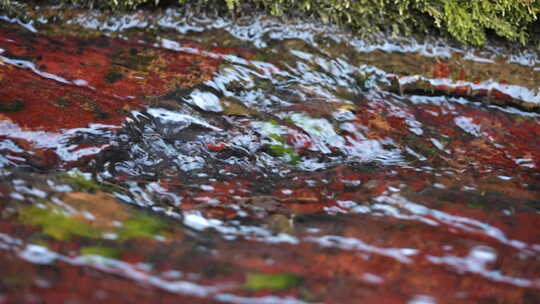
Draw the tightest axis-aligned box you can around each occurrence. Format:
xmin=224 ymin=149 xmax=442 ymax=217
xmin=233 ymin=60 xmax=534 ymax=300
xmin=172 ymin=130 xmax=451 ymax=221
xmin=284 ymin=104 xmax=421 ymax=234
xmin=60 ymin=171 xmax=102 ymax=193
xmin=19 ymin=206 xmax=102 ymax=240
xmin=19 ymin=203 xmax=169 ymax=241
xmin=0 ymin=0 xmax=540 ymax=45
xmin=404 ymin=134 xmax=439 ymax=158
xmin=267 ymin=133 xmax=300 ymax=165
xmin=104 ymin=70 xmax=124 ymax=83
xmin=467 ymin=197 xmax=488 ymax=210
xmin=244 ymin=273 xmax=300 ymax=290
xmin=257 ymin=121 xmax=302 ymax=165
xmin=81 ymin=246 xmax=121 ymax=258
xmin=268 ymin=133 xmax=285 ymax=143
xmin=2 ymin=0 xmax=539 ymax=46
xmin=0 ymin=100 xmax=25 ymax=113
xmin=112 ymin=53 xmax=154 ymax=71
xmin=269 ymin=144 xmax=300 ymax=164
xmin=117 ymin=213 xmax=169 ymax=240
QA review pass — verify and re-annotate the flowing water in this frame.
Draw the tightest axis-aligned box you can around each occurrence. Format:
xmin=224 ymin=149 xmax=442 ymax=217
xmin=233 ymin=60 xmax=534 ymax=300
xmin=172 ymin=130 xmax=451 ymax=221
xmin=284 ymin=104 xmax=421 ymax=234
xmin=1 ymin=5 xmax=540 ymax=303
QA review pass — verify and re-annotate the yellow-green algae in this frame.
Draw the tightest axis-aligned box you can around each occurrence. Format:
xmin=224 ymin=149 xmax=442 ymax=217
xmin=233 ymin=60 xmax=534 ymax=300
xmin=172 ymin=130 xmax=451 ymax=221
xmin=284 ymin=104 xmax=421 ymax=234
xmin=60 ymin=171 xmax=102 ymax=193
xmin=80 ymin=246 xmax=122 ymax=258
xmin=244 ymin=273 xmax=301 ymax=290
xmin=20 ymin=205 xmax=101 ymax=240
xmin=117 ymin=213 xmax=170 ymax=240
xmin=1 ymin=0 xmax=539 ymax=46
xmin=19 ymin=203 xmax=170 ymax=241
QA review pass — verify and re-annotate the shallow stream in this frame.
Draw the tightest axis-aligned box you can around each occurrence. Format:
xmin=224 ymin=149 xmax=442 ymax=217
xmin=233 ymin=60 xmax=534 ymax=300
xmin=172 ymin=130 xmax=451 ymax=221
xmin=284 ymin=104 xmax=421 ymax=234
xmin=1 ymin=6 xmax=540 ymax=303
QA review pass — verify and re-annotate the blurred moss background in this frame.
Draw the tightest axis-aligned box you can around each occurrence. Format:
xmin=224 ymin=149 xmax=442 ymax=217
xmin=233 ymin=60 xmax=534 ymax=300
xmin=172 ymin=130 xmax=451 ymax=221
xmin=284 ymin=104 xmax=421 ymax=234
xmin=1 ymin=0 xmax=539 ymax=46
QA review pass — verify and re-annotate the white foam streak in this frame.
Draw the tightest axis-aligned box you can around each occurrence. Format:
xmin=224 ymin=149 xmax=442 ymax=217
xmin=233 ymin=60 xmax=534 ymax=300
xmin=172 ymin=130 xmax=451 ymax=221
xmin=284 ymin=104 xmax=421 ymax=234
xmin=306 ymin=235 xmax=418 ymax=264
xmin=374 ymin=194 xmax=536 ymax=253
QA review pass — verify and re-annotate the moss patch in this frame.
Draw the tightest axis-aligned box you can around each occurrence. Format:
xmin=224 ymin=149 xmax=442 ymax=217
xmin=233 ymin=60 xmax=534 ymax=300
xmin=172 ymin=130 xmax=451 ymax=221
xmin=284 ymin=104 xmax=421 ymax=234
xmin=254 ymin=120 xmax=302 ymax=165
xmin=19 ymin=205 xmax=102 ymax=240
xmin=0 ymin=100 xmax=25 ymax=113
xmin=104 ymin=70 xmax=124 ymax=83
xmin=244 ymin=273 xmax=300 ymax=290
xmin=2 ymin=0 xmax=539 ymax=46
xmin=60 ymin=171 xmax=102 ymax=193
xmin=117 ymin=213 xmax=169 ymax=240
xmin=80 ymin=246 xmax=121 ymax=258
xmin=19 ymin=202 xmax=170 ymax=241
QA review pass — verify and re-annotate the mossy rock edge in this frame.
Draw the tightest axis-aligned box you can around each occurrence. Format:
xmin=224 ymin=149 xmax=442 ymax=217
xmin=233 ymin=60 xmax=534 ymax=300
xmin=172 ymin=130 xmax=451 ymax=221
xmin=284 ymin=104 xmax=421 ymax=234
xmin=1 ymin=0 xmax=539 ymax=47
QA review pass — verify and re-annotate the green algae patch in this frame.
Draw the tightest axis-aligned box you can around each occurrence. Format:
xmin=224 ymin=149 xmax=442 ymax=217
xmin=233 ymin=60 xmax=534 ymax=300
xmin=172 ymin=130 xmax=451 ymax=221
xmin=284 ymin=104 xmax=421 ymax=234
xmin=60 ymin=171 xmax=102 ymax=193
xmin=254 ymin=121 xmax=302 ymax=165
xmin=19 ymin=206 xmax=102 ymax=240
xmin=104 ymin=71 xmax=124 ymax=84
xmin=117 ymin=213 xmax=170 ymax=240
xmin=267 ymin=131 xmax=300 ymax=165
xmin=244 ymin=273 xmax=301 ymax=290
xmin=80 ymin=246 xmax=121 ymax=258
xmin=0 ymin=100 xmax=25 ymax=113
xmin=19 ymin=200 xmax=170 ymax=241
xmin=269 ymin=142 xmax=300 ymax=165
